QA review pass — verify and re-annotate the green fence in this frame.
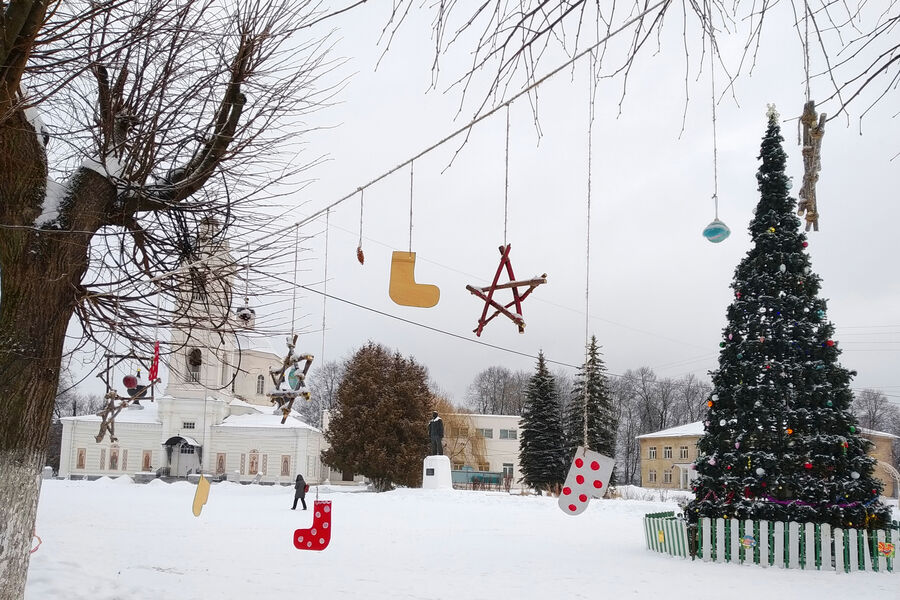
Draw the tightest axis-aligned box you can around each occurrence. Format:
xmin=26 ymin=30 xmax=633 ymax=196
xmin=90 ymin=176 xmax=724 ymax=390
xmin=644 ymin=512 xmax=899 ymax=574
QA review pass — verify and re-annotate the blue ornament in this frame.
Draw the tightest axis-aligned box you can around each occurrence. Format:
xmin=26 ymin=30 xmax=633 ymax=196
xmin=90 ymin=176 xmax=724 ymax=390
xmin=703 ymin=219 xmax=731 ymax=243
xmin=817 ymin=310 xmax=825 ymax=318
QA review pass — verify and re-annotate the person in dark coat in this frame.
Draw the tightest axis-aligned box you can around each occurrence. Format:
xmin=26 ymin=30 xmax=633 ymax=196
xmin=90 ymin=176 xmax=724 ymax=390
xmin=292 ymin=473 xmax=307 ymax=510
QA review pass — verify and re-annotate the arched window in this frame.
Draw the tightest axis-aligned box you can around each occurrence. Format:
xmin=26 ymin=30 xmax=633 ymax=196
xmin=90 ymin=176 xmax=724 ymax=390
xmin=256 ymin=374 xmax=265 ymax=395
xmin=187 ymin=348 xmax=202 ymax=382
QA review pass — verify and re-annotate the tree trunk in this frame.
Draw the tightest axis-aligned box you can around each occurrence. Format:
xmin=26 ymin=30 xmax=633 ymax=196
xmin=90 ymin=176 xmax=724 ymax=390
xmin=0 ymin=257 xmax=78 ymax=599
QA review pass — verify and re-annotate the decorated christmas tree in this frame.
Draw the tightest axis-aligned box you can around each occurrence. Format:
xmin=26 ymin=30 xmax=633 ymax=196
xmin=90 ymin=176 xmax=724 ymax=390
xmin=686 ymin=107 xmax=890 ymax=530
xmin=564 ymin=335 xmax=617 ymax=483
xmin=519 ymin=351 xmax=567 ymax=493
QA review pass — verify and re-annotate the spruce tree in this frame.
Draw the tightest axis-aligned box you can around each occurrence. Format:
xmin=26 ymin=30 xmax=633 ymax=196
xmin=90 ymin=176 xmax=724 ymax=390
xmin=321 ymin=342 xmax=431 ymax=492
xmin=564 ymin=336 xmax=617 ymax=484
xmin=519 ymin=351 xmax=567 ymax=493
xmin=686 ymin=108 xmax=890 ymax=529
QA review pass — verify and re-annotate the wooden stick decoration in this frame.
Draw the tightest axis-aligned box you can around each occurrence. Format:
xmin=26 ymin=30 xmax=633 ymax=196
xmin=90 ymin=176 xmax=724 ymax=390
xmin=796 ymin=100 xmax=826 ymax=232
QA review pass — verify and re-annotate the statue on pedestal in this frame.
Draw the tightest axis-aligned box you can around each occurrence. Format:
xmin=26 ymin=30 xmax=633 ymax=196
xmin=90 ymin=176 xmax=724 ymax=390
xmin=428 ymin=411 xmax=444 ymax=456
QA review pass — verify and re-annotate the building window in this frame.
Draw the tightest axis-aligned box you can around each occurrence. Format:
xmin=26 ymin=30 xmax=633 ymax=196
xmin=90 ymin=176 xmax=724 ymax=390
xmin=262 ymin=454 xmax=268 ymax=476
xmin=663 ymin=446 xmax=672 ymax=459
xmin=109 ymin=447 xmax=119 ymax=471
xmin=648 ymin=469 xmax=657 ymax=483
xmin=663 ymin=469 xmax=673 ymax=484
xmin=451 ymin=426 xmax=469 ymax=438
xmin=475 ymin=428 xmax=493 ymax=439
xmin=499 ymin=429 xmax=517 ymax=440
xmin=180 ymin=444 xmax=195 ymax=455
xmin=76 ymin=448 xmax=86 ymax=470
xmin=256 ymin=374 xmax=265 ymax=395
xmin=477 ymin=463 xmax=490 ymax=472
xmin=452 ymin=462 xmax=464 ymax=470
xmin=216 ymin=453 xmax=226 ymax=475
xmin=281 ymin=455 xmax=291 ymax=477
xmin=99 ymin=448 xmax=106 ymax=470
xmin=679 ymin=446 xmax=689 ymax=459
xmin=502 ymin=463 xmax=514 ymax=478
xmin=187 ymin=348 xmax=202 ymax=382
xmin=183 ymin=421 xmax=196 ymax=430
xmin=142 ymin=451 xmax=152 ymax=472
xmin=240 ymin=453 xmax=245 ymax=475
xmin=121 ymin=449 xmax=128 ymax=471
xmin=648 ymin=446 xmax=657 ymax=459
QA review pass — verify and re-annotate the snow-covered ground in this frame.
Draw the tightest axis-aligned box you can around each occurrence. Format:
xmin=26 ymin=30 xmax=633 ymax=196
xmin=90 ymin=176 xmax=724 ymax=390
xmin=26 ymin=478 xmax=898 ymax=599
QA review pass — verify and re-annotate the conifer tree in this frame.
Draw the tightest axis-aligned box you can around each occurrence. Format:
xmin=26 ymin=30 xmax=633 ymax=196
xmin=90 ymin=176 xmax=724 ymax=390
xmin=519 ymin=351 xmax=567 ymax=493
xmin=321 ymin=342 xmax=431 ymax=492
xmin=686 ymin=108 xmax=890 ymax=529
xmin=564 ymin=336 xmax=617 ymax=484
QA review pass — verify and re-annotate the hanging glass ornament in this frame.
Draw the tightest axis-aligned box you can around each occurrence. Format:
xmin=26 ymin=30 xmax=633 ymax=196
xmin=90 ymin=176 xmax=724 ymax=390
xmin=779 ymin=264 xmax=787 ymax=273
xmin=703 ymin=218 xmax=731 ymax=243
xmin=851 ymin=471 xmax=860 ymax=480
xmin=755 ymin=467 xmax=765 ymax=476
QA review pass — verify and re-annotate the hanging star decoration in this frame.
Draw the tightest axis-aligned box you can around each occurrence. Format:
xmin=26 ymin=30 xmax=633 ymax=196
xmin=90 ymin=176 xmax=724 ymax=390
xmin=267 ymin=333 xmax=314 ymax=424
xmin=465 ymin=244 xmax=547 ymax=337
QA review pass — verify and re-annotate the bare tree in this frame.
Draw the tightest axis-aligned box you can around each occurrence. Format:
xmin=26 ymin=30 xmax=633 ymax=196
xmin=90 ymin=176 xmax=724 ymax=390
xmin=382 ymin=2 xmax=900 ymax=127
xmin=301 ymin=359 xmax=345 ymax=428
xmin=0 ymin=2 xmax=336 ymax=596
xmin=852 ymin=389 xmax=900 ymax=433
xmin=464 ymin=365 xmax=527 ymax=415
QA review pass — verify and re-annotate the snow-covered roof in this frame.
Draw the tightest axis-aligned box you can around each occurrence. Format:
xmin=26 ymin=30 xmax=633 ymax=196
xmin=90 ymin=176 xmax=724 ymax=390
xmin=234 ymin=334 xmax=280 ymax=357
xmin=861 ymin=427 xmax=899 ymax=439
xmin=637 ymin=421 xmax=898 ymax=440
xmin=215 ymin=412 xmax=320 ymax=431
xmin=61 ymin=401 xmax=161 ymax=424
xmin=636 ymin=422 xmax=704 ymax=439
xmin=228 ymin=397 xmax=265 ymax=412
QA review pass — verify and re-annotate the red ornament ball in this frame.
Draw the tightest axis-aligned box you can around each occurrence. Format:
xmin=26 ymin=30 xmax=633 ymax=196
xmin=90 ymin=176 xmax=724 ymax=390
xmin=123 ymin=374 xmax=138 ymax=389
xmin=804 ymin=462 xmax=812 ymax=469
xmin=826 ymin=340 xmax=835 ymax=347
xmin=802 ymin=241 xmax=809 ymax=248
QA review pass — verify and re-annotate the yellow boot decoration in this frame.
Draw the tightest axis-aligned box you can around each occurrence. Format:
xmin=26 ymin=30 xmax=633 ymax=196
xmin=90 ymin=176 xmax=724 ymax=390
xmin=192 ymin=474 xmax=210 ymax=517
xmin=389 ymin=251 xmax=440 ymax=308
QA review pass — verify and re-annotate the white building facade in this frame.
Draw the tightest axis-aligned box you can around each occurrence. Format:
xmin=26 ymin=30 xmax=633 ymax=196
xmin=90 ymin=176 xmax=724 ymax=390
xmin=59 ymin=221 xmax=325 ymax=483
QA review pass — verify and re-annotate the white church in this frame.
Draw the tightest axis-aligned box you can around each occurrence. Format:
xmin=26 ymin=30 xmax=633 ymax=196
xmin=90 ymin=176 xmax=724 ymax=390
xmin=59 ymin=222 xmax=327 ymax=484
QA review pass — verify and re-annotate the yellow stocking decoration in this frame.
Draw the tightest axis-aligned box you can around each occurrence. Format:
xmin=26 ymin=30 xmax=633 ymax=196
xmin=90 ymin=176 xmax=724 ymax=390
xmin=192 ymin=475 xmax=210 ymax=517
xmin=389 ymin=251 xmax=440 ymax=308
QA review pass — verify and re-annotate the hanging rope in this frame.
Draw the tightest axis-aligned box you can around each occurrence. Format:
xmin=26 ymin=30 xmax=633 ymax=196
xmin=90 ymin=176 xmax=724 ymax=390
xmin=583 ymin=51 xmax=597 ymax=452
xmin=357 ymin=189 xmax=365 ymax=264
xmin=803 ymin=0 xmax=810 ymax=103
xmin=708 ymin=12 xmax=720 ymax=220
xmin=244 ymin=243 xmax=251 ymax=303
xmin=290 ymin=225 xmax=300 ymax=337
xmin=503 ymin=105 xmax=510 ymax=246
xmin=321 ymin=210 xmax=329 ymax=361
xmin=408 ymin=161 xmax=414 ymax=253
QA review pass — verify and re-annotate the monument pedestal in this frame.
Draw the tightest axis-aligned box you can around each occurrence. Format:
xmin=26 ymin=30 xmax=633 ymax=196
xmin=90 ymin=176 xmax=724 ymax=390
xmin=422 ymin=455 xmax=452 ymax=490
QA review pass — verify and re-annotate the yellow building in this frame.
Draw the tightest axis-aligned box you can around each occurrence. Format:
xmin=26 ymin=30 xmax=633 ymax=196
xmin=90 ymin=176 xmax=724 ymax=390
xmin=636 ymin=422 xmax=898 ymax=498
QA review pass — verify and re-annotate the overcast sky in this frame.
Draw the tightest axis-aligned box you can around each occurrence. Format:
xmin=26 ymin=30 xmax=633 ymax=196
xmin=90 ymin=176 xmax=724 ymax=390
xmin=78 ymin=3 xmax=900 ymax=409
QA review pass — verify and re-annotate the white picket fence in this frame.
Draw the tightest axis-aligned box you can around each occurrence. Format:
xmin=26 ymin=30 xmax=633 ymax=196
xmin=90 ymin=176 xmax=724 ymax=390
xmin=644 ymin=511 xmax=899 ymax=574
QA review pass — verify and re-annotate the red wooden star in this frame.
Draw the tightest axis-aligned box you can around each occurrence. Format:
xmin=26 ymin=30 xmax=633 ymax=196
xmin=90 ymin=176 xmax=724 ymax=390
xmin=466 ymin=244 xmax=547 ymax=337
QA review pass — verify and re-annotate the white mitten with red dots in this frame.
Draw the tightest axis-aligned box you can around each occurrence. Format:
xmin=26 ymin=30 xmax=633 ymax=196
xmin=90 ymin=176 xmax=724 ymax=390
xmin=558 ymin=447 xmax=614 ymax=516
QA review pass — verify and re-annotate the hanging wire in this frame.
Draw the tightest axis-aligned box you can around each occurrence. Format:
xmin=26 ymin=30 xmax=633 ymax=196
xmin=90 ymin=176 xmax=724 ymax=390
xmin=803 ymin=0 xmax=810 ymax=103
xmin=583 ymin=50 xmax=597 ymax=451
xmin=321 ymin=209 xmax=330 ymax=361
xmin=708 ymin=9 xmax=720 ymax=220
xmin=244 ymin=243 xmax=251 ymax=303
xmin=290 ymin=224 xmax=300 ymax=337
xmin=358 ymin=189 xmax=364 ymax=250
xmin=503 ymin=104 xmax=510 ymax=246
xmin=408 ymin=161 xmax=414 ymax=253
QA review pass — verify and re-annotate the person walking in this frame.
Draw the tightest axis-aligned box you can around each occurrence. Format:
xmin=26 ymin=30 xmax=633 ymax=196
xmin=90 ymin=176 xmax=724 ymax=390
xmin=292 ymin=473 xmax=308 ymax=510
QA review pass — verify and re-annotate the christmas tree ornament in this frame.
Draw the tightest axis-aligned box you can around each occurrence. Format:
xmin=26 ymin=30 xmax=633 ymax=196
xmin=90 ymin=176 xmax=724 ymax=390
xmin=768 ymin=227 xmax=776 ymax=233
xmin=293 ymin=500 xmax=332 ymax=551
xmin=558 ymin=448 xmax=614 ymax=516
xmin=719 ymin=341 xmax=726 ymax=348
xmin=703 ymin=219 xmax=731 ymax=243
xmin=851 ymin=471 xmax=860 ymax=479
xmin=756 ymin=467 xmax=765 ymax=476
xmin=779 ymin=264 xmax=786 ymax=272
xmin=802 ymin=241 xmax=809 ymax=248
xmin=804 ymin=462 xmax=812 ymax=469
xmin=826 ymin=339 xmax=835 ymax=347
xmin=826 ymin=400 xmax=833 ymax=407
xmin=816 ymin=310 xmax=825 ymax=318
